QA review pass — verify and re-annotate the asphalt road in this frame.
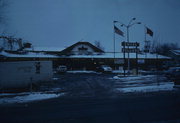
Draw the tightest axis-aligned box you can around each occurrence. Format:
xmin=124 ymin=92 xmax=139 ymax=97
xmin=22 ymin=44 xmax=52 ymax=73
xmin=0 ymin=91 xmax=180 ymax=123
xmin=0 ymin=73 xmax=180 ymax=123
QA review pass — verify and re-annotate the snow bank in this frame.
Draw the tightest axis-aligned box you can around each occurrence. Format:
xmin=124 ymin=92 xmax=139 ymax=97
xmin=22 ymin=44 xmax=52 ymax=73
xmin=0 ymin=92 xmax=64 ymax=104
xmin=113 ymin=75 xmax=174 ymax=93
xmin=112 ymin=75 xmax=155 ymax=81
xmin=67 ymin=70 xmax=97 ymax=73
xmin=117 ymin=83 xmax=174 ymax=93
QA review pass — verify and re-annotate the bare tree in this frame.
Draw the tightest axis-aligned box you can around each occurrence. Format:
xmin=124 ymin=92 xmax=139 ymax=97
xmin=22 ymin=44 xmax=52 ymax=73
xmin=149 ymin=34 xmax=179 ymax=56
xmin=157 ymin=42 xmax=179 ymax=55
xmin=151 ymin=38 xmax=179 ymax=55
xmin=150 ymin=34 xmax=161 ymax=53
xmin=0 ymin=36 xmax=33 ymax=51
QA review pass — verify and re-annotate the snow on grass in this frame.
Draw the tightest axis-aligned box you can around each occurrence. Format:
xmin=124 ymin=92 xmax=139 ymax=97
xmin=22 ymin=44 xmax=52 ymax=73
xmin=111 ymin=75 xmax=157 ymax=85
xmin=112 ymin=75 xmax=155 ymax=81
xmin=116 ymin=83 xmax=174 ymax=93
xmin=67 ymin=70 xmax=97 ymax=74
xmin=0 ymin=92 xmax=64 ymax=104
xmin=112 ymin=70 xmax=129 ymax=74
xmin=52 ymin=77 xmax=60 ymax=80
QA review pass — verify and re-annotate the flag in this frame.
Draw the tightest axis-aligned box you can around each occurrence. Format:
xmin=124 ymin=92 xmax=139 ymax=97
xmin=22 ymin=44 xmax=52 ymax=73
xmin=146 ymin=27 xmax=153 ymax=37
xmin=114 ymin=26 xmax=124 ymax=37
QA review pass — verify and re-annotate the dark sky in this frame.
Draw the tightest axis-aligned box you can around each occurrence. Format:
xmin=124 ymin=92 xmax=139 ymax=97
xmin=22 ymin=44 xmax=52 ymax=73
xmin=5 ymin=0 xmax=180 ymax=51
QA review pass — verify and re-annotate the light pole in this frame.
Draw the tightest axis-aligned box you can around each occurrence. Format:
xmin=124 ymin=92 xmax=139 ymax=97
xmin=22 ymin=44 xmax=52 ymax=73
xmin=118 ymin=18 xmax=141 ymax=74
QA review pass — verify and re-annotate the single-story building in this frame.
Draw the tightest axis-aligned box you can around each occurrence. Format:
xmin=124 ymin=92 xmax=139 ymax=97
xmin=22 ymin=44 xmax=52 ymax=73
xmin=0 ymin=41 xmax=171 ymax=70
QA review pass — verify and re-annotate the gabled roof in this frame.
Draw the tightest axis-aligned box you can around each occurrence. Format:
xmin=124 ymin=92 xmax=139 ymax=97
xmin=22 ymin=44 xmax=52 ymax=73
xmin=59 ymin=42 xmax=104 ymax=55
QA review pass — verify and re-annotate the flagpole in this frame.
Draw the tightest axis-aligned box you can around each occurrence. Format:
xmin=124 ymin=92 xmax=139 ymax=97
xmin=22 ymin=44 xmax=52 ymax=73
xmin=144 ymin=25 xmax=147 ymax=59
xmin=144 ymin=25 xmax=147 ymax=42
xmin=113 ymin=21 xmax=125 ymax=72
xmin=113 ymin=22 xmax=115 ymax=61
xmin=113 ymin=22 xmax=116 ymax=70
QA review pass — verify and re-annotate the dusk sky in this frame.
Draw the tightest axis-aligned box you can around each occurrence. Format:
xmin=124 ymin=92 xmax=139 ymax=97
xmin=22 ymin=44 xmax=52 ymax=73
xmin=4 ymin=0 xmax=180 ymax=51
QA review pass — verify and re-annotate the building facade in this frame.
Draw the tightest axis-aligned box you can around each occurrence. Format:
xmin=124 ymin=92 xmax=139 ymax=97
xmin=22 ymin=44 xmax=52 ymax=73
xmin=0 ymin=41 xmax=171 ymax=70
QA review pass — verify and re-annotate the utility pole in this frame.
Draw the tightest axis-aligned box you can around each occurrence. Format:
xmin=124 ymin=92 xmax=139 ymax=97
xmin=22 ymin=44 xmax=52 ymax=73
xmin=120 ymin=18 xmax=141 ymax=74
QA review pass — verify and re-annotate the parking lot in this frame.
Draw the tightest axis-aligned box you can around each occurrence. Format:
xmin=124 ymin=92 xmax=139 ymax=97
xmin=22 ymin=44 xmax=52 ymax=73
xmin=1 ymin=72 xmax=180 ymax=123
xmin=0 ymin=71 xmax=176 ymax=103
xmin=38 ymin=71 xmax=175 ymax=98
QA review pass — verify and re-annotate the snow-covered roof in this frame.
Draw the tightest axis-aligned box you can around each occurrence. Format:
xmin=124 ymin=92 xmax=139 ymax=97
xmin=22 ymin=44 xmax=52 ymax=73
xmin=0 ymin=51 xmax=58 ymax=58
xmin=24 ymin=47 xmax=65 ymax=52
xmin=60 ymin=42 xmax=104 ymax=54
xmin=68 ymin=52 xmax=171 ymax=59
xmin=0 ymin=51 xmax=170 ymax=59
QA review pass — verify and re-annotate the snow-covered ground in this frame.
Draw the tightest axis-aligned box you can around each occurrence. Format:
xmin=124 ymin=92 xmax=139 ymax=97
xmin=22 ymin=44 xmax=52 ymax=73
xmin=0 ymin=74 xmax=175 ymax=104
xmin=118 ymin=83 xmax=173 ymax=93
xmin=112 ymin=75 xmax=174 ymax=93
xmin=0 ymin=92 xmax=65 ymax=104
xmin=67 ymin=70 xmax=97 ymax=74
xmin=112 ymin=70 xmax=125 ymax=74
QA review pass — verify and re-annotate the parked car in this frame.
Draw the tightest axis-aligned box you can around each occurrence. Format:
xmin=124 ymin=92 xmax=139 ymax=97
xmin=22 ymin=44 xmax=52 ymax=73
xmin=165 ymin=67 xmax=180 ymax=80
xmin=96 ymin=65 xmax=112 ymax=73
xmin=56 ymin=65 xmax=67 ymax=73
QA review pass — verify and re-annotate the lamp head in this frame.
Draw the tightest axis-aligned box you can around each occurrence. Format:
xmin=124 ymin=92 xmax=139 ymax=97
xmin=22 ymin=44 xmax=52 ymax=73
xmin=132 ymin=17 xmax=136 ymax=20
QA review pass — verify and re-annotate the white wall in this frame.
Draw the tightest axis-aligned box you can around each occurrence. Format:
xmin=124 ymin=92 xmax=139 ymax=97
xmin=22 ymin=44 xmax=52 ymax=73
xmin=0 ymin=61 xmax=53 ymax=88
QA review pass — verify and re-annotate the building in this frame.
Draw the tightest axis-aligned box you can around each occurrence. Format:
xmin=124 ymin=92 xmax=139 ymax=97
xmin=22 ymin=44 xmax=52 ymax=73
xmin=0 ymin=41 xmax=171 ymax=70
xmin=59 ymin=42 xmax=104 ymax=55
xmin=0 ymin=61 xmax=53 ymax=89
xmin=54 ymin=42 xmax=171 ymax=70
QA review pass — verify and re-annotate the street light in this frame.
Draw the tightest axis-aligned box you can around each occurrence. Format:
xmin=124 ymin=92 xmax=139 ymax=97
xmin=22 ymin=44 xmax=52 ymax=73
xmin=117 ymin=18 xmax=141 ymax=74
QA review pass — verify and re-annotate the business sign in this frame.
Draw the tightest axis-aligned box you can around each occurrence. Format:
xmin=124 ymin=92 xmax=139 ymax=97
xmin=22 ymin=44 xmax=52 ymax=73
xmin=114 ymin=59 xmax=124 ymax=64
xmin=121 ymin=42 xmax=139 ymax=47
xmin=122 ymin=48 xmax=140 ymax=53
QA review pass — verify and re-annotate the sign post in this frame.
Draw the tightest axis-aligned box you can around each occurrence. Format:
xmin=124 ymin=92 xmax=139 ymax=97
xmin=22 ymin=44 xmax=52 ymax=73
xmin=121 ymin=41 xmax=140 ymax=75
xmin=121 ymin=41 xmax=125 ymax=76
